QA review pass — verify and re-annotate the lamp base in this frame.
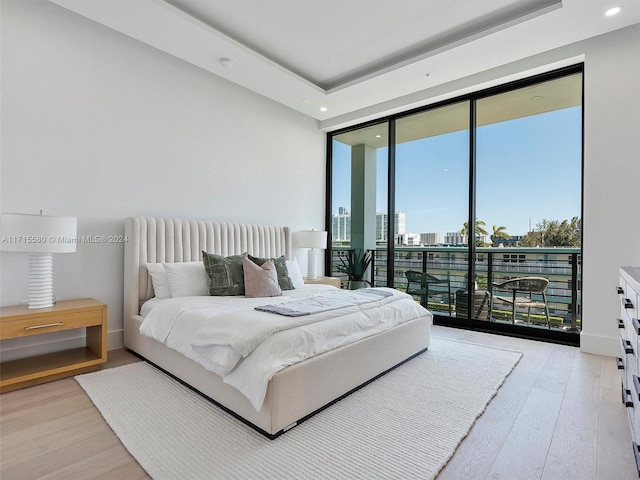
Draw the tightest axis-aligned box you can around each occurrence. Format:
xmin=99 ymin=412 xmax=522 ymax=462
xmin=307 ymin=249 xmax=319 ymax=280
xmin=28 ymin=254 xmax=54 ymax=309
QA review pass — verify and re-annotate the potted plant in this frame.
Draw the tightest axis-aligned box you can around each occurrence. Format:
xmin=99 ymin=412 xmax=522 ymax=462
xmin=337 ymin=249 xmax=372 ymax=289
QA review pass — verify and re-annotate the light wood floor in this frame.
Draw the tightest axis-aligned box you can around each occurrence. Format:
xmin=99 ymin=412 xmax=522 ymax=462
xmin=1 ymin=326 xmax=638 ymax=479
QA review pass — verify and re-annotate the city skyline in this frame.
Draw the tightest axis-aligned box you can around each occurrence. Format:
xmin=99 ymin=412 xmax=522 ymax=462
xmin=332 ymin=106 xmax=582 ymax=240
xmin=331 ymin=207 xmax=498 ymax=245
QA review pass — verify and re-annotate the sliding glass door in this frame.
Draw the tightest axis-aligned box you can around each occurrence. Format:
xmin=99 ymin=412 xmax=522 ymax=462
xmin=330 ymin=122 xmax=388 ymax=287
xmin=475 ymin=73 xmax=583 ymax=334
xmin=394 ymin=103 xmax=470 ymax=317
xmin=326 ymin=66 xmax=583 ymax=344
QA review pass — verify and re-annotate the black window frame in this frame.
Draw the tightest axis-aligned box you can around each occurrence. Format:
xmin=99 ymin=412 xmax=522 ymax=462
xmin=325 ymin=64 xmax=584 ymax=346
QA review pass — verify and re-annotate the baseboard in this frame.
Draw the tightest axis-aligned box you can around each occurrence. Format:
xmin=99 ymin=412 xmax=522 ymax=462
xmin=580 ymin=331 xmax=618 ymax=356
xmin=108 ymin=329 xmax=124 ymax=350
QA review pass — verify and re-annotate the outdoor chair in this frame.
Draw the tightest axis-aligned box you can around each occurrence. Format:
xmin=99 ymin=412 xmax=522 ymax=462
xmin=490 ymin=276 xmax=551 ymax=328
xmin=405 ymin=270 xmax=453 ymax=315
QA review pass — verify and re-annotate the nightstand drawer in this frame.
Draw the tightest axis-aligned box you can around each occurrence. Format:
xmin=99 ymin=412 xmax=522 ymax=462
xmin=1 ymin=310 xmax=102 ymax=339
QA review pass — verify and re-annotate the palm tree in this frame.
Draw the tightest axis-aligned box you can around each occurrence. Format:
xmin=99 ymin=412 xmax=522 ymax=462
xmin=461 ymin=220 xmax=488 ymax=246
xmin=490 ymin=225 xmax=511 ymax=246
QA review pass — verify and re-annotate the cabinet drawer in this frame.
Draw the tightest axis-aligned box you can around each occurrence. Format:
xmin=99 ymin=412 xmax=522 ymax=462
xmin=633 ymin=319 xmax=640 ymax=375
xmin=634 ymin=368 xmax=640 ymax=402
xmin=632 ymin=376 xmax=640 ymax=442
xmin=620 ymin=280 xmax=639 ymax=321
xmin=624 ymin=298 xmax=637 ymax=323
xmin=621 ymin=334 xmax=635 ymax=356
xmin=620 ymin=334 xmax=630 ymax=370
xmin=1 ymin=310 xmax=103 ymax=339
xmin=623 ymin=382 xmax=634 ymax=408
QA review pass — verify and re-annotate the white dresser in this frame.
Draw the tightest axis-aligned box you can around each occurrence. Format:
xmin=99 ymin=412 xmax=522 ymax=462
xmin=617 ymin=266 xmax=640 ymax=475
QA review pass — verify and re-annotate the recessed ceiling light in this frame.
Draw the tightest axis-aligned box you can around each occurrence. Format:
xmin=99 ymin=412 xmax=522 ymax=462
xmin=320 ymin=107 xmax=328 ymax=112
xmin=425 ymin=73 xmax=431 ymax=78
xmin=531 ymin=95 xmax=543 ymax=101
xmin=605 ymin=5 xmax=622 ymax=16
xmin=375 ymin=134 xmax=382 ymax=138
xmin=220 ymin=58 xmax=234 ymax=68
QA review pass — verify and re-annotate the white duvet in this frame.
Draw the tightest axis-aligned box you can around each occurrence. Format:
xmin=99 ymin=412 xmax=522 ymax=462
xmin=139 ymin=285 xmax=431 ymax=410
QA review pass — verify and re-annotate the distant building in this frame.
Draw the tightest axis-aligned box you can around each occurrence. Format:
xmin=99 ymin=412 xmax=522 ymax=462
xmin=332 ymin=208 xmax=406 ymax=243
xmin=376 ymin=211 xmax=406 ymax=242
xmin=420 ymin=232 xmax=441 ymax=245
xmin=495 ymin=235 xmax=524 ymax=246
xmin=332 ymin=208 xmax=351 ymax=241
xmin=445 ymin=232 xmax=467 ymax=245
xmin=396 ymin=233 xmax=420 ymax=246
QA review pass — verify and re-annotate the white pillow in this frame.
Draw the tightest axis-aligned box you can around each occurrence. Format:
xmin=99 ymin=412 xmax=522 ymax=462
xmin=146 ymin=263 xmax=171 ymax=299
xmin=286 ymin=257 xmax=305 ymax=289
xmin=163 ymin=262 xmax=209 ymax=297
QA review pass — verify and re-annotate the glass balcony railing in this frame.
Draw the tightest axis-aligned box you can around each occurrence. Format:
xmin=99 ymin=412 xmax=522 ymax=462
xmin=330 ymin=246 xmax=581 ymax=333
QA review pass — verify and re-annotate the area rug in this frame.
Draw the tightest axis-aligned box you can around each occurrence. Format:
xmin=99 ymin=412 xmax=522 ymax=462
xmin=76 ymin=337 xmax=521 ymax=480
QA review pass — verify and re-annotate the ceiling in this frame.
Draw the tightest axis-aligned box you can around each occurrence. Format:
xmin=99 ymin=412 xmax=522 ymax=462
xmin=48 ymin=0 xmax=639 ymax=128
xmin=164 ymin=0 xmax=561 ymax=90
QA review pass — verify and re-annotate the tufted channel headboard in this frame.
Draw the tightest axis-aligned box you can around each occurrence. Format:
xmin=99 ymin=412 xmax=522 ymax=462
xmin=123 ymin=217 xmax=291 ymax=321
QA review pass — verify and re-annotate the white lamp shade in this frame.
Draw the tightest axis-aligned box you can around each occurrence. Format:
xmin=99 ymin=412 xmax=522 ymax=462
xmin=1 ymin=213 xmax=77 ymax=253
xmin=296 ymin=230 xmax=327 ymax=249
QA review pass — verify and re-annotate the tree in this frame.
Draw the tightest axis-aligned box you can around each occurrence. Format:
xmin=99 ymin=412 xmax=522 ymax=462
xmin=519 ymin=231 xmax=539 ymax=247
xmin=462 ymin=220 xmax=488 ymax=247
xmin=490 ymin=225 xmax=511 ymax=246
xmin=521 ymin=217 xmax=582 ymax=247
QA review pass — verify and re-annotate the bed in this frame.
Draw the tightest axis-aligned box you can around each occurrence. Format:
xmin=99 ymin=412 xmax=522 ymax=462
xmin=123 ymin=216 xmax=432 ymax=438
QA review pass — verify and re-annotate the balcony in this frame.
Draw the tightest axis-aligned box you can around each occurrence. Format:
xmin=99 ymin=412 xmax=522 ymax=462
xmin=330 ymin=246 xmax=581 ymax=333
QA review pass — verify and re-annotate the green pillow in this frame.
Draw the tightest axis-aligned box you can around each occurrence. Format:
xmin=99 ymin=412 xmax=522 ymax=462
xmin=202 ymin=251 xmax=246 ymax=296
xmin=248 ymin=254 xmax=293 ymax=291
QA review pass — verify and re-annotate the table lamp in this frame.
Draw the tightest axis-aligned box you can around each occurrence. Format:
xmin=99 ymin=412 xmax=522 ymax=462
xmin=296 ymin=230 xmax=327 ymax=280
xmin=1 ymin=213 xmax=77 ymax=308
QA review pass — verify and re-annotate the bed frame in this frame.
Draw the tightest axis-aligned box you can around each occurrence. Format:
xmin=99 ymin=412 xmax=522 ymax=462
xmin=123 ymin=216 xmax=431 ymax=438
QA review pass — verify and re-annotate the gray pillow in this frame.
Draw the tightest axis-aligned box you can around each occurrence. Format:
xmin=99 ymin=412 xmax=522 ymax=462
xmin=248 ymin=254 xmax=293 ymax=291
xmin=202 ymin=251 xmax=246 ymax=296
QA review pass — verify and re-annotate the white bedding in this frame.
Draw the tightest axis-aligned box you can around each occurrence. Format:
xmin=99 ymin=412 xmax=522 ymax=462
xmin=139 ymin=285 xmax=431 ymax=410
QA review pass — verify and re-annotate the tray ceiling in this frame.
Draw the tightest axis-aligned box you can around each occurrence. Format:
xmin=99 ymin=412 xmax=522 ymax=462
xmin=48 ymin=0 xmax=640 ymax=126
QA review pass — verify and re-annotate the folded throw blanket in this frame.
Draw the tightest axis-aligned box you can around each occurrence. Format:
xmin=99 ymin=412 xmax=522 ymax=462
xmin=255 ymin=288 xmax=393 ymax=317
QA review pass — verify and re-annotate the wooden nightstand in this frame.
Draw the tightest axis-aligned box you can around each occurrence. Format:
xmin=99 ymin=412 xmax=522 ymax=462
xmin=0 ymin=298 xmax=107 ymax=393
xmin=303 ymin=276 xmax=341 ymax=288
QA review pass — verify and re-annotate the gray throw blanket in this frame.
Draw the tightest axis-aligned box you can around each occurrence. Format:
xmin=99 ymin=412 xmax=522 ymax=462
xmin=256 ymin=288 xmax=393 ymax=317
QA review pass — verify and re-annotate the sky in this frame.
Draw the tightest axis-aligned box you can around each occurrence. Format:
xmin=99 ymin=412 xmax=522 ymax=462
xmin=332 ymin=106 xmax=582 ymax=239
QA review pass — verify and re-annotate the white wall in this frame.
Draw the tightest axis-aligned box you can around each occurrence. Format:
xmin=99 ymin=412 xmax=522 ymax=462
xmin=580 ymin=25 xmax=640 ymax=355
xmin=0 ymin=0 xmax=325 ymax=355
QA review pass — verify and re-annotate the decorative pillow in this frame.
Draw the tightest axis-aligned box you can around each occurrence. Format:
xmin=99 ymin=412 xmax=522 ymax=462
xmin=242 ymin=256 xmax=282 ymax=298
xmin=146 ymin=263 xmax=171 ymax=299
xmin=286 ymin=257 xmax=305 ymax=289
xmin=248 ymin=254 xmax=294 ymax=291
xmin=163 ymin=262 xmax=209 ymax=297
xmin=202 ymin=251 xmax=246 ymax=296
